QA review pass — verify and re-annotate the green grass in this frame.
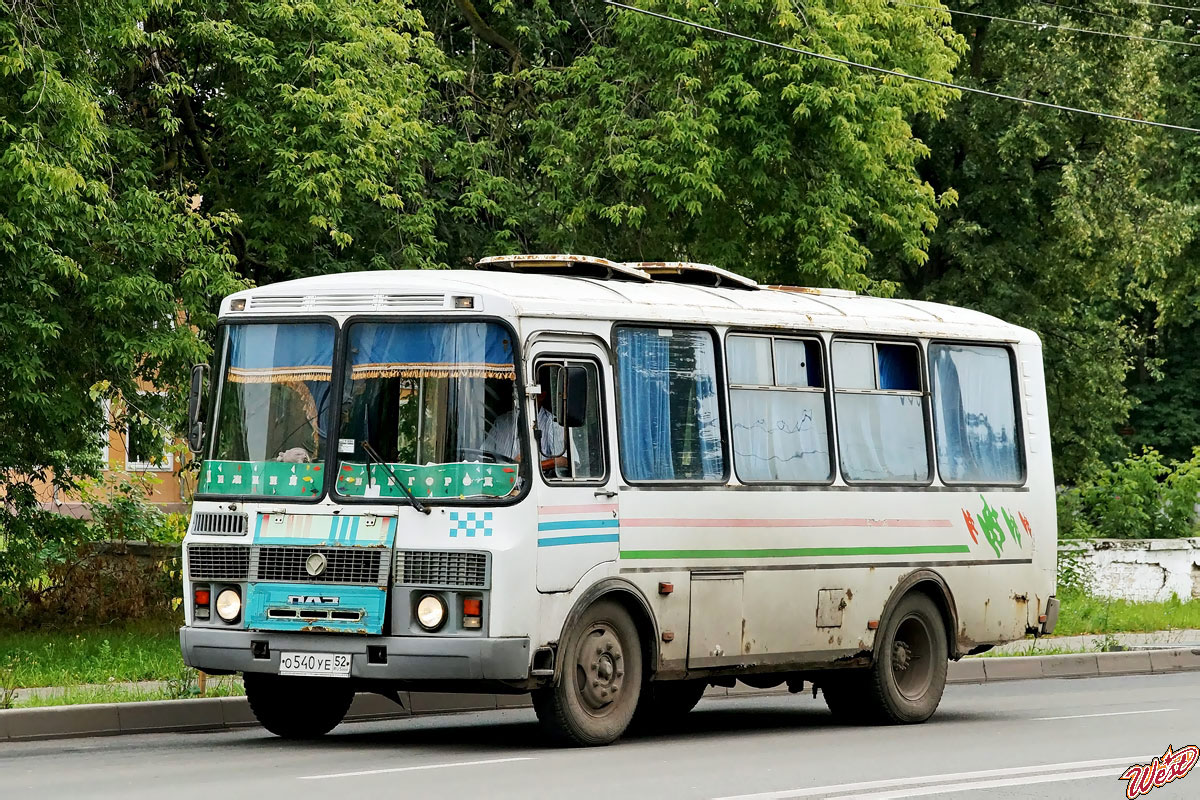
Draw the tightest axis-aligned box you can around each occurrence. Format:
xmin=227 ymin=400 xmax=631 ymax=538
xmin=13 ymin=676 xmax=244 ymax=709
xmin=0 ymin=616 xmax=184 ymax=689
xmin=1054 ymin=592 xmax=1200 ymax=636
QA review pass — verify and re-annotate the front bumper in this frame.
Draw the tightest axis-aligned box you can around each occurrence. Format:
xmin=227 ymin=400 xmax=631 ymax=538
xmin=180 ymin=627 xmax=531 ymax=681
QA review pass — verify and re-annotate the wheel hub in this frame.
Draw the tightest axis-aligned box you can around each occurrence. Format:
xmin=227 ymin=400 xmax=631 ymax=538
xmin=893 ymin=640 xmax=913 ymax=673
xmin=576 ymin=626 xmax=625 ymax=711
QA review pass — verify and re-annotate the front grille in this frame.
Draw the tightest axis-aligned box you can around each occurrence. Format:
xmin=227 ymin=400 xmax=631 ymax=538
xmin=267 ymin=608 xmax=364 ymax=622
xmin=396 ymin=550 xmax=488 ymax=588
xmin=188 ymin=545 xmax=251 ymax=581
xmin=190 ymin=512 xmax=248 ymax=536
xmin=255 ymin=547 xmax=387 ymax=586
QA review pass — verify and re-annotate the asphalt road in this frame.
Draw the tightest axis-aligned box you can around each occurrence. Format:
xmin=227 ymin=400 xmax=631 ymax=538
xmin=2 ymin=672 xmax=1198 ymax=800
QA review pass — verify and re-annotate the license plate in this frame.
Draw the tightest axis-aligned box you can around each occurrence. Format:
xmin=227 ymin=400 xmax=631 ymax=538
xmin=278 ymin=651 xmax=352 ymax=678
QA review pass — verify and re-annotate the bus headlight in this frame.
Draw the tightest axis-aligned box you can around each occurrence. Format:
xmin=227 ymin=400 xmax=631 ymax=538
xmin=416 ymin=594 xmax=446 ymax=631
xmin=215 ymin=588 xmax=242 ymax=622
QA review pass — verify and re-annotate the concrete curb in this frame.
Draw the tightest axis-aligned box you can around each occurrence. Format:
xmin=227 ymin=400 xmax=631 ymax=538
xmin=4 ymin=647 xmax=1199 ymax=743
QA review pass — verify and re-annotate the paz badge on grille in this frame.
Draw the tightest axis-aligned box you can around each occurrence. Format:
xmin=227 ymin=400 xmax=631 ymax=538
xmin=305 ymin=552 xmax=327 ymax=577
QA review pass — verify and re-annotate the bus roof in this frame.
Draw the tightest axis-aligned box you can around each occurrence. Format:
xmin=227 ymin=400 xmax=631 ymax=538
xmin=223 ymin=268 xmax=1035 ymax=344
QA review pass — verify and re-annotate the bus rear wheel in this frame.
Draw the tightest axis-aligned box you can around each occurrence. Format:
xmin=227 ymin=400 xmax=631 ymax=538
xmin=533 ymin=600 xmax=644 ymax=746
xmin=244 ymin=672 xmax=354 ymax=739
xmin=823 ymin=592 xmax=948 ymax=725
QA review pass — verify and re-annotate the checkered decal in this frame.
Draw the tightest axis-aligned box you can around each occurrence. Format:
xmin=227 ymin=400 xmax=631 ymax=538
xmin=449 ymin=511 xmax=493 ymax=538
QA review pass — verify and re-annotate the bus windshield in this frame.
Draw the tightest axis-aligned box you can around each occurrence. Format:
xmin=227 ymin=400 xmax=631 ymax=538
xmin=200 ymin=322 xmax=336 ymax=498
xmin=336 ymin=320 xmax=522 ymax=501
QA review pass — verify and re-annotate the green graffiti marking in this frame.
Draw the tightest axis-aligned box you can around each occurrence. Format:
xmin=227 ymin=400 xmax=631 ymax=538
xmin=962 ymin=496 xmax=1027 ymax=558
xmin=1002 ymin=507 xmax=1021 ymax=547
xmin=976 ymin=495 xmax=1006 ymax=558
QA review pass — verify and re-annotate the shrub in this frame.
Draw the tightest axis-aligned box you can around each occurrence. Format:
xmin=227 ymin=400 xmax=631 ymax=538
xmin=1 ymin=481 xmax=183 ymax=624
xmin=1059 ymin=447 xmax=1200 ymax=540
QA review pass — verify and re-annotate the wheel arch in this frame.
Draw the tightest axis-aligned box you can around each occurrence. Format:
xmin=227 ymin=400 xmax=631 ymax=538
xmin=552 ymin=577 xmax=660 ymax=685
xmin=875 ymin=569 xmax=961 ymax=662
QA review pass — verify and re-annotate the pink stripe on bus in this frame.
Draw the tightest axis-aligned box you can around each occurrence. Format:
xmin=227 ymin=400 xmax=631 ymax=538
xmin=620 ymin=518 xmax=953 ymax=529
xmin=539 ymin=504 xmax=620 ymax=515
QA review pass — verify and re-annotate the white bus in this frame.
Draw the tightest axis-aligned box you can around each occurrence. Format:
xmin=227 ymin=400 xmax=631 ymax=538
xmin=181 ymin=254 xmax=1058 ymax=746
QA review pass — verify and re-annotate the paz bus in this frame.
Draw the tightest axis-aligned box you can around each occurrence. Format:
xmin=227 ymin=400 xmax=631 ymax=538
xmin=180 ymin=254 xmax=1058 ymax=746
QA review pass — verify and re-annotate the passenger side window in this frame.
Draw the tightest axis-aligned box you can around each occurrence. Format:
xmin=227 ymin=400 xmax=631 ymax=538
xmin=930 ymin=344 xmax=1023 ymax=484
xmin=727 ymin=334 xmax=831 ymax=482
xmin=535 ymin=360 xmax=605 ymax=482
xmin=615 ymin=327 xmax=725 ymax=482
xmin=832 ymin=340 xmax=930 ymax=482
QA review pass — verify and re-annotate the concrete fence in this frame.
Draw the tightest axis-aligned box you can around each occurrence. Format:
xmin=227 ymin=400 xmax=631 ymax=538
xmin=1061 ymin=539 xmax=1200 ymax=602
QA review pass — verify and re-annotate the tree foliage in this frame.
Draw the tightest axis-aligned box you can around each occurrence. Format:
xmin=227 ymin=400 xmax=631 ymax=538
xmin=2 ymin=0 xmax=1200 ymax=526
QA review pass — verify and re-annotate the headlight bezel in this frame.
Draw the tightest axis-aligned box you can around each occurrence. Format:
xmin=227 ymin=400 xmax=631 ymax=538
xmin=415 ymin=593 xmax=447 ymax=632
xmin=215 ymin=587 xmax=242 ymax=622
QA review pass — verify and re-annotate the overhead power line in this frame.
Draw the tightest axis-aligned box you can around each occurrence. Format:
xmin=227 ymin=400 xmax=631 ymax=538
xmin=891 ymin=0 xmax=1200 ymax=49
xmin=603 ymin=1 xmax=1200 ymax=134
xmin=1034 ymin=0 xmax=1174 ymax=31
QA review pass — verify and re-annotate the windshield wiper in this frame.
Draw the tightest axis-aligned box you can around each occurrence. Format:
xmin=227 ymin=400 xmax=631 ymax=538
xmin=361 ymin=441 xmax=430 ymax=515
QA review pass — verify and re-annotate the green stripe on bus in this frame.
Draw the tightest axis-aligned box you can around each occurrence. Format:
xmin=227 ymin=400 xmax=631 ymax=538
xmin=619 ymin=544 xmax=973 ymax=560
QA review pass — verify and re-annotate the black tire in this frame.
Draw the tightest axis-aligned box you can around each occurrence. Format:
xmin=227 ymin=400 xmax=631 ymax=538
xmin=821 ymin=672 xmax=872 ymax=723
xmin=824 ymin=592 xmax=948 ymax=725
xmin=632 ymin=679 xmax=707 ymax=730
xmin=244 ymin=672 xmax=354 ymax=739
xmin=532 ymin=600 xmax=644 ymax=746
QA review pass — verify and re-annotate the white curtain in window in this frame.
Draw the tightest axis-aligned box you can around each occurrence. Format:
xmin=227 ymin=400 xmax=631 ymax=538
xmin=836 ymin=394 xmax=929 ymax=481
xmin=727 ymin=335 xmax=773 ymax=385
xmin=931 ymin=345 xmax=1020 ymax=482
xmin=731 ymin=389 xmax=831 ymax=481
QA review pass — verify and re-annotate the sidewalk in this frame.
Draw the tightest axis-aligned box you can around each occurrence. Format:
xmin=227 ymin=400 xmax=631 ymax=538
xmin=986 ymin=628 xmax=1200 ymax=656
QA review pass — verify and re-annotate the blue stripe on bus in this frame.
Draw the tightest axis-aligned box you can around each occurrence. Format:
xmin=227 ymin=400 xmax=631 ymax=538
xmin=538 ymin=533 xmax=621 ymax=547
xmin=536 ymin=519 xmax=619 ymax=532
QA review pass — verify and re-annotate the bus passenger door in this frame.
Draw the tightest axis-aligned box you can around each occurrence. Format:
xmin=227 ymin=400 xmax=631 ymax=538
xmin=530 ymin=345 xmax=620 ymax=592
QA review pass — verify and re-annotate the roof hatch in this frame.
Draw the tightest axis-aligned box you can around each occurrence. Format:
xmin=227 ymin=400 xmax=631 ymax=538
xmin=627 ymin=261 xmax=760 ymax=290
xmin=476 ymin=254 xmax=652 ymax=282
xmin=768 ymin=285 xmax=857 ymax=298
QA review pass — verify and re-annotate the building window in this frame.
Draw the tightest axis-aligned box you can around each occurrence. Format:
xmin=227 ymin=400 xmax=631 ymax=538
xmin=615 ymin=326 xmax=724 ymax=482
xmin=930 ymin=343 xmax=1023 ymax=484
xmin=832 ymin=340 xmax=929 ymax=482
xmin=125 ymin=394 xmax=174 ymax=472
xmin=727 ymin=334 xmax=831 ymax=482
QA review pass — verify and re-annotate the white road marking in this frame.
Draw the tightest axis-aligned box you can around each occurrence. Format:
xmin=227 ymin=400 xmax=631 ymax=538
xmin=1032 ymin=708 xmax=1177 ymax=721
xmin=299 ymin=756 xmax=535 ymax=780
xmin=835 ymin=767 xmax=1124 ymax=799
xmin=711 ymin=755 xmax=1149 ymax=800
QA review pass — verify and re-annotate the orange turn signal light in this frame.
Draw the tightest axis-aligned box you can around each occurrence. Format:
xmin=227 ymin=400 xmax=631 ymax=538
xmin=194 ymin=588 xmax=211 ymax=606
xmin=462 ymin=598 xmax=482 ymax=616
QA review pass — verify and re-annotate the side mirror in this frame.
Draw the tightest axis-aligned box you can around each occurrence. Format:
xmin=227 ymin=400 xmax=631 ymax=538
xmin=187 ymin=363 xmax=209 ymax=454
xmin=564 ymin=366 xmax=588 ymax=428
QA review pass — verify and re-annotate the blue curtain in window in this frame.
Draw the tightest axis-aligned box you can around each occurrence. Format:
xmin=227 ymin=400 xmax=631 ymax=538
xmin=878 ymin=344 xmax=919 ymax=390
xmin=617 ymin=329 xmax=675 ymax=480
xmin=225 ymin=322 xmax=335 ymax=441
xmin=227 ymin=323 xmax=334 ymax=382
xmin=348 ymin=322 xmax=515 ymax=379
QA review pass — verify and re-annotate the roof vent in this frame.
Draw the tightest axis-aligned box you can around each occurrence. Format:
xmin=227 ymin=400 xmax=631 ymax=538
xmin=247 ymin=295 xmax=306 ymax=310
xmin=476 ymin=254 xmax=652 ymax=282
xmin=630 ymin=261 xmax=760 ymax=290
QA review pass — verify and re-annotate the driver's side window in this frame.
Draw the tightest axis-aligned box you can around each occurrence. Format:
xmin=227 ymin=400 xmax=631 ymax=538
xmin=534 ymin=359 xmax=605 ymax=482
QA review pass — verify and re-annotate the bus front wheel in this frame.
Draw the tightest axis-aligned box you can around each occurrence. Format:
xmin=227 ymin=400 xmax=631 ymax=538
xmin=244 ymin=672 xmax=354 ymax=739
xmin=533 ymin=599 xmax=644 ymax=746
xmin=823 ymin=592 xmax=948 ymax=725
